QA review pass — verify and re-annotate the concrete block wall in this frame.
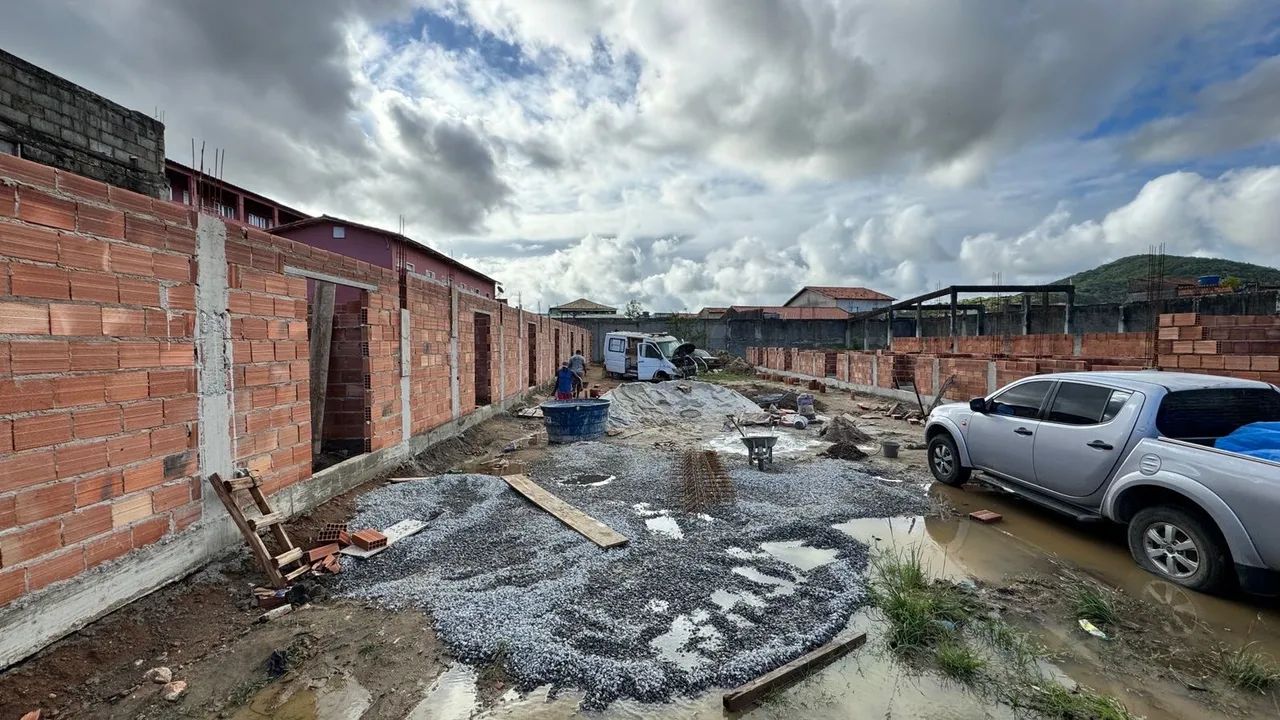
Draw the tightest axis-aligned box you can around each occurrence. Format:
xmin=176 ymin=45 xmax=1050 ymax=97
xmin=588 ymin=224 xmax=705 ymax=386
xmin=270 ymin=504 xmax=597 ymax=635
xmin=0 ymin=153 xmax=588 ymax=666
xmin=0 ymin=50 xmax=166 ymax=197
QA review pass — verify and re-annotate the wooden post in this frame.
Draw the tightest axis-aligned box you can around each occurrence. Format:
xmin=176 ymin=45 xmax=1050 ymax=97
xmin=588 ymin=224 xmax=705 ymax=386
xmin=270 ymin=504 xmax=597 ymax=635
xmin=309 ymin=281 xmax=335 ymax=455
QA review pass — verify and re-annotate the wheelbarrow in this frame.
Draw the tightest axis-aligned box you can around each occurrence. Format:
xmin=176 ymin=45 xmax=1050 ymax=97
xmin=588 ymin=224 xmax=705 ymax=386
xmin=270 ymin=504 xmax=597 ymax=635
xmin=726 ymin=415 xmax=778 ymax=471
xmin=740 ymin=434 xmax=778 ymax=471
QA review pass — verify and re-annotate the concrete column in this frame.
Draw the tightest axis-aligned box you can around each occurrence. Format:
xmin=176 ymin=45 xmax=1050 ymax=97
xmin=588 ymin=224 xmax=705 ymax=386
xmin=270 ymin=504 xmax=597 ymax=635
xmin=886 ymin=307 xmax=894 ymax=349
xmin=449 ymin=285 xmax=460 ymax=419
xmin=195 ymin=215 xmax=234 ymax=518
xmin=1118 ymin=303 xmax=1127 ymax=333
xmin=861 ymin=319 xmax=868 ymax=351
xmin=871 ymin=354 xmax=879 ymax=387
xmin=977 ymin=306 xmax=986 ymax=336
xmin=948 ymin=290 xmax=958 ymax=353
xmin=1064 ymin=288 xmax=1075 ymax=334
xmin=1021 ymin=295 xmax=1031 ymax=335
xmin=498 ymin=307 xmax=507 ymax=401
xmin=400 ymin=309 xmax=411 ymax=442
xmin=915 ymin=303 xmax=922 ymax=338
xmin=987 ymin=360 xmax=997 ymax=394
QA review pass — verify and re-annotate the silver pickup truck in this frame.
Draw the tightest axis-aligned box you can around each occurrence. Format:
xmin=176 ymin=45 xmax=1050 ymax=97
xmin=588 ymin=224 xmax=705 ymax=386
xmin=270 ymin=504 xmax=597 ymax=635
xmin=925 ymin=371 xmax=1280 ymax=594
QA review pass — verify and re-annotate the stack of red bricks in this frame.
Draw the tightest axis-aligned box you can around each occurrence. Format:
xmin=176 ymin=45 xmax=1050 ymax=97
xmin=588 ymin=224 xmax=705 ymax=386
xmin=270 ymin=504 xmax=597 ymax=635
xmin=1157 ymin=313 xmax=1280 ymax=383
xmin=0 ymin=161 xmax=203 ymax=605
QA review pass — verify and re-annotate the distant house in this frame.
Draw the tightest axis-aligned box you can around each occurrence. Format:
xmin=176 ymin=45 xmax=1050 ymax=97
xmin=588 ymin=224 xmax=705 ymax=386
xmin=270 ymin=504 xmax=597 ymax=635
xmin=273 ymin=215 xmax=499 ymax=298
xmin=726 ymin=305 xmax=851 ymax=320
xmin=784 ymin=286 xmax=894 ymax=313
xmin=548 ymin=298 xmax=618 ymax=318
xmin=696 ymin=307 xmax=728 ymax=319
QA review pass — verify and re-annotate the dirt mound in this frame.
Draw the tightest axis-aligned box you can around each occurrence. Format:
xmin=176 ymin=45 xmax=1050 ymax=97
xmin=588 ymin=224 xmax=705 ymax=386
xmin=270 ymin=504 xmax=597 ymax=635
xmin=716 ymin=351 xmax=753 ymax=374
xmin=820 ymin=414 xmax=873 ymax=444
xmin=821 ymin=442 xmax=868 ymax=461
xmin=603 ymin=380 xmax=761 ymax=430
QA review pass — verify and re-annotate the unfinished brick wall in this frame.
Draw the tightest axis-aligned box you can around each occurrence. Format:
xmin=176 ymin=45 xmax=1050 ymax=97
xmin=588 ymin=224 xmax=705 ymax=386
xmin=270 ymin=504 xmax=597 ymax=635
xmin=0 ymin=153 xmax=588 ymax=622
xmin=1156 ymin=313 xmax=1280 ymax=383
xmin=0 ymin=156 xmax=201 ymax=606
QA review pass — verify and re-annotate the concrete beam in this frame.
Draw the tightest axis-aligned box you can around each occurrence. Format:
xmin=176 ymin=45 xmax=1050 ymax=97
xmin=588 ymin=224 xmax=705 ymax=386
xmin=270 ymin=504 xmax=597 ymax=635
xmin=283 ymin=265 xmax=377 ymax=292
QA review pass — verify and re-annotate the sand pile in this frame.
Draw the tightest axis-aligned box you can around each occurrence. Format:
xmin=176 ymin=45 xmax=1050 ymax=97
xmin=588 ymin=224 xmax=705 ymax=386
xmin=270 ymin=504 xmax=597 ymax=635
xmin=604 ymin=381 xmax=761 ymax=430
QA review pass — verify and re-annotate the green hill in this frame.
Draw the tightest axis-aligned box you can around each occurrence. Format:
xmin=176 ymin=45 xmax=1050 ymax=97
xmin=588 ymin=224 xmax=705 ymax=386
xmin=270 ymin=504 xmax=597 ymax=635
xmin=1055 ymin=255 xmax=1280 ymax=305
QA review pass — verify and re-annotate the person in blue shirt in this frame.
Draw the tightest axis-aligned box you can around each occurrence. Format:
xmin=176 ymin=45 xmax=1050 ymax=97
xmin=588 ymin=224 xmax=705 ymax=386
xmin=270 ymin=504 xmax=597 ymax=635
xmin=555 ymin=362 xmax=575 ymax=400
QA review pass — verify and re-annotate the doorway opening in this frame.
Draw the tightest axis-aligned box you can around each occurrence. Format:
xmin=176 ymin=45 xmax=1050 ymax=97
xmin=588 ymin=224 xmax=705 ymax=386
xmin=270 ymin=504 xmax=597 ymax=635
xmin=474 ymin=312 xmax=492 ymax=406
xmin=527 ymin=322 xmax=537 ymax=387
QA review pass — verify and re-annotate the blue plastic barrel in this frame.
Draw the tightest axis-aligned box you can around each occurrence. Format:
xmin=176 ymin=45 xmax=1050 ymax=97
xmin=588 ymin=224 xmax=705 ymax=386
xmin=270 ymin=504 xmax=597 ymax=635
xmin=540 ymin=399 xmax=611 ymax=443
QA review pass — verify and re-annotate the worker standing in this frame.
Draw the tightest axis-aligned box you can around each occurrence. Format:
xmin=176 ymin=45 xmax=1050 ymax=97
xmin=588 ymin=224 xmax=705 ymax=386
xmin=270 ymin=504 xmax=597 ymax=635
xmin=568 ymin=348 xmax=586 ymax=397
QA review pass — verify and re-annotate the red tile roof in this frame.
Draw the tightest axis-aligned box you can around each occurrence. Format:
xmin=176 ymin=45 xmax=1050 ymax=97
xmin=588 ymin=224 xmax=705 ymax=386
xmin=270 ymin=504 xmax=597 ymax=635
xmin=786 ymin=286 xmax=895 ymax=304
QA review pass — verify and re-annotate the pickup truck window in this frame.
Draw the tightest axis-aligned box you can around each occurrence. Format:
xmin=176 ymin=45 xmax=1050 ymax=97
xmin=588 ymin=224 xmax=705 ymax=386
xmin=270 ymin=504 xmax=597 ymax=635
xmin=990 ymin=380 xmax=1052 ymax=418
xmin=1102 ymin=390 xmax=1133 ymax=422
xmin=1156 ymin=388 xmax=1280 ymax=440
xmin=1047 ymin=382 xmax=1125 ymax=425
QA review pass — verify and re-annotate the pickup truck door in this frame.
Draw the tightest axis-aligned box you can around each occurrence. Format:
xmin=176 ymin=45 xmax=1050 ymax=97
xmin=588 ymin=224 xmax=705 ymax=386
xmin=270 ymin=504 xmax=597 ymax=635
xmin=965 ymin=380 xmax=1054 ymax=484
xmin=1031 ymin=383 xmax=1138 ymax=498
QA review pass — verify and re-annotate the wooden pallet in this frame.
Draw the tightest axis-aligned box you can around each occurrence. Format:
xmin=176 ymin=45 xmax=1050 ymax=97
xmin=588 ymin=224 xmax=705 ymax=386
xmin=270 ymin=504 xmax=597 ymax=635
xmin=209 ymin=471 xmax=309 ymax=588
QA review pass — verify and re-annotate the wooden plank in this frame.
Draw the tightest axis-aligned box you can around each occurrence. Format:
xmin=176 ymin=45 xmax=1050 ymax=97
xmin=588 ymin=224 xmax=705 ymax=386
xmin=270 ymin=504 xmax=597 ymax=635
xmin=207 ymin=473 xmax=286 ymax=587
xmin=273 ymin=547 xmax=304 ymax=568
xmin=722 ymin=631 xmax=867 ymax=711
xmin=223 ymin=476 xmax=257 ymax=491
xmin=308 ymin=281 xmax=335 ymax=455
xmin=501 ymin=474 xmax=629 ymax=549
xmin=248 ymin=512 xmax=283 ymax=531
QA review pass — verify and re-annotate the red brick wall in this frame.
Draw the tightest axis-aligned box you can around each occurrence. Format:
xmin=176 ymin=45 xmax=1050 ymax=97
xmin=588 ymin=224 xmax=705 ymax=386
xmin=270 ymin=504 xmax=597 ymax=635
xmin=939 ymin=357 xmax=988 ymax=400
xmin=1156 ymin=313 xmax=1280 ymax=384
xmin=0 ymin=157 xmax=202 ymax=605
xmin=0 ymin=154 xmax=588 ymax=613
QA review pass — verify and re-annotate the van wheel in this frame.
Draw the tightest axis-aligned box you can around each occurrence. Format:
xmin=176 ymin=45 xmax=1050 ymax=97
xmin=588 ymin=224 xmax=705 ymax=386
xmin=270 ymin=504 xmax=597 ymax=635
xmin=654 ymin=372 xmax=671 ymax=382
xmin=1128 ymin=506 xmax=1228 ymax=592
xmin=927 ymin=433 xmax=971 ymax=486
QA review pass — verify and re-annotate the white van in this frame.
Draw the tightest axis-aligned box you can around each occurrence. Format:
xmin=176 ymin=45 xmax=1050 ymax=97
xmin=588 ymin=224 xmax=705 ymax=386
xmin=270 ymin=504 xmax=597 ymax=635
xmin=602 ymin=332 xmax=691 ymax=381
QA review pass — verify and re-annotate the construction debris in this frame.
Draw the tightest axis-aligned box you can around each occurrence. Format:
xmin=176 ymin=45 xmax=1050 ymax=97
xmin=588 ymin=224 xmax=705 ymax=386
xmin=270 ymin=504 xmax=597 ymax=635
xmin=256 ymin=604 xmax=298 ymax=624
xmin=969 ymin=510 xmax=1003 ymax=523
xmin=351 ymin=530 xmax=387 ymax=551
xmin=340 ymin=519 xmax=429 ymax=558
xmin=143 ymin=666 xmax=172 ymax=684
xmin=306 ymin=543 xmax=340 ymax=563
xmin=675 ymin=450 xmax=736 ymax=513
xmin=318 ymin=523 xmax=347 ymax=543
xmin=254 ymin=587 xmax=289 ymax=610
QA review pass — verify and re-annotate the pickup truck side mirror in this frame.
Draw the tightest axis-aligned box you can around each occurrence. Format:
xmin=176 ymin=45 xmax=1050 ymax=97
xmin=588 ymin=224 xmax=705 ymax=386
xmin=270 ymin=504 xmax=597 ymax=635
xmin=969 ymin=397 xmax=988 ymax=413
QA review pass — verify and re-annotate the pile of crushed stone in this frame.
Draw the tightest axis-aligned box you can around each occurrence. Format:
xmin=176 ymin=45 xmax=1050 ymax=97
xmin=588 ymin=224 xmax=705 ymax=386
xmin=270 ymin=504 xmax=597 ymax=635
xmin=603 ymin=380 xmax=761 ymax=430
xmin=337 ymin=442 xmax=929 ymax=709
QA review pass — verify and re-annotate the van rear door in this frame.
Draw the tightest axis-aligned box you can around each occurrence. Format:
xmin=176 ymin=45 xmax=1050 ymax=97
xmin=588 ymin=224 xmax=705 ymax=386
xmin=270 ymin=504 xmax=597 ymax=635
xmin=604 ymin=335 xmax=626 ymax=375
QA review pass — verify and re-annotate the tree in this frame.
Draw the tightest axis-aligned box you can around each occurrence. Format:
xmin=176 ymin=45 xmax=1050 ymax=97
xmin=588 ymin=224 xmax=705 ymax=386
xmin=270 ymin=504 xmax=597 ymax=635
xmin=623 ymin=299 xmax=644 ymax=319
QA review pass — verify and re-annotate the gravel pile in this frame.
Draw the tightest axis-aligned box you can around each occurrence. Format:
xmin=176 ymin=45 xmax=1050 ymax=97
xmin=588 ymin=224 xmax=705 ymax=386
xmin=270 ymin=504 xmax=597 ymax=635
xmin=338 ymin=443 xmax=928 ymax=708
xmin=603 ymin=381 xmax=761 ymax=431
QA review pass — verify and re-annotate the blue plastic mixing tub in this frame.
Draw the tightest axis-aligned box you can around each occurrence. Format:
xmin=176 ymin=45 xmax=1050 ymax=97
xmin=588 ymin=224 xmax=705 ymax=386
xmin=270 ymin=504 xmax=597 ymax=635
xmin=540 ymin=399 xmax=611 ymax=443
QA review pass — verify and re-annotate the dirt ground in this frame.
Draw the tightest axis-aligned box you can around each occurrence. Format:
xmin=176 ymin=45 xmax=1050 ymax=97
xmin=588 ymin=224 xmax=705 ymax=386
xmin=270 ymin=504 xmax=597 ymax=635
xmin=4 ymin=366 xmax=1280 ymax=719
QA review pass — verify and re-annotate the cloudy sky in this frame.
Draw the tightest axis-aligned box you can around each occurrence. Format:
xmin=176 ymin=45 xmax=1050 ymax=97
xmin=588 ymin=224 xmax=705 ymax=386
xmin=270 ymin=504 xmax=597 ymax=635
xmin=4 ymin=1 xmax=1280 ymax=311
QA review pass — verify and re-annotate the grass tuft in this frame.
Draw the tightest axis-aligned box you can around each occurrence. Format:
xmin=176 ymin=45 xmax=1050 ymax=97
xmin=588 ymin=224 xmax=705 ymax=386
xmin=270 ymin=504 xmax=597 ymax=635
xmin=870 ymin=547 xmax=967 ymax=652
xmin=935 ymin=641 xmax=985 ymax=681
xmin=1032 ymin=683 xmax=1135 ymax=720
xmin=1221 ymin=643 xmax=1280 ymax=693
xmin=1072 ymin=585 xmax=1120 ymax=627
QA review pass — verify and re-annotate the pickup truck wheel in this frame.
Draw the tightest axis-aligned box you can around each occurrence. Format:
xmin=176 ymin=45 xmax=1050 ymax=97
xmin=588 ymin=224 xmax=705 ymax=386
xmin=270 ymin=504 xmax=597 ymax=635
xmin=1128 ymin=506 xmax=1228 ymax=592
xmin=927 ymin=433 xmax=971 ymax=486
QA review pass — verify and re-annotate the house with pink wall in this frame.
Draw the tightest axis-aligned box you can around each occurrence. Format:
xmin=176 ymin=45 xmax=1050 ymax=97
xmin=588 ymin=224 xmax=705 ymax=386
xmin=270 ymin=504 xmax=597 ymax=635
xmin=273 ymin=215 xmax=499 ymax=298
